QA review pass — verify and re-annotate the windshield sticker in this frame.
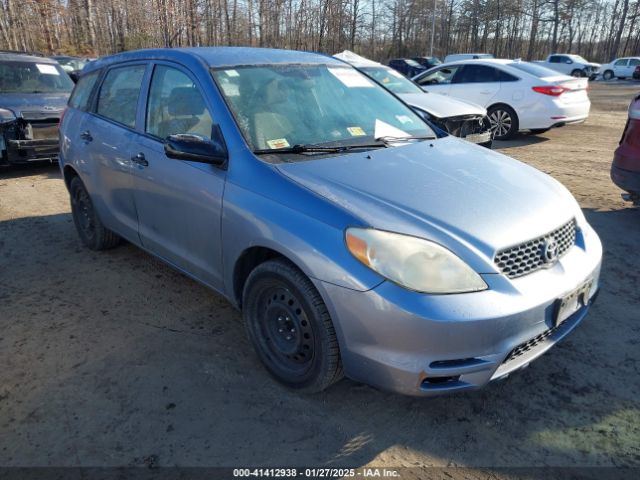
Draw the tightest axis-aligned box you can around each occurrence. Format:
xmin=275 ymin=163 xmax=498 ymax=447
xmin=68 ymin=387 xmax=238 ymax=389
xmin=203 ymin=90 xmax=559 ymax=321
xmin=347 ymin=127 xmax=366 ymax=136
xmin=224 ymin=69 xmax=240 ymax=77
xmin=220 ymin=82 xmax=239 ymax=97
xmin=36 ymin=64 xmax=60 ymax=75
xmin=328 ymin=68 xmax=374 ymax=88
xmin=374 ymin=119 xmax=411 ymax=139
xmin=267 ymin=138 xmax=290 ymax=149
xmin=396 ymin=115 xmax=414 ymax=124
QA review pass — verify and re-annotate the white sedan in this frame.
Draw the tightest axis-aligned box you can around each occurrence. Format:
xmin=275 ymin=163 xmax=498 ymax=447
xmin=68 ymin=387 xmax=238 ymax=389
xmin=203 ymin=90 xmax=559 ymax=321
xmin=599 ymin=57 xmax=640 ymax=80
xmin=412 ymin=59 xmax=591 ymax=140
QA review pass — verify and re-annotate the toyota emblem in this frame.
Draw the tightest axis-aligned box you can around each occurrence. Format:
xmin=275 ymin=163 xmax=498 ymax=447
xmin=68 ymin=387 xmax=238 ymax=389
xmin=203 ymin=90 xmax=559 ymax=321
xmin=543 ymin=238 xmax=559 ymax=263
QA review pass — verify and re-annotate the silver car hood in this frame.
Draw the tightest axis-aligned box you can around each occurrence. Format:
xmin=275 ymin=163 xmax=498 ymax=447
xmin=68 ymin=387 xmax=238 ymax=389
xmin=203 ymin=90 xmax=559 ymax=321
xmin=399 ymin=92 xmax=487 ymax=118
xmin=276 ymin=136 xmax=579 ymax=270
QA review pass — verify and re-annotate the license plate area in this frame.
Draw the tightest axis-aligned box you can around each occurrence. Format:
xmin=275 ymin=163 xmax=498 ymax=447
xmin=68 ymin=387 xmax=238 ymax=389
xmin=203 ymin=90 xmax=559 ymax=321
xmin=554 ymin=279 xmax=593 ymax=327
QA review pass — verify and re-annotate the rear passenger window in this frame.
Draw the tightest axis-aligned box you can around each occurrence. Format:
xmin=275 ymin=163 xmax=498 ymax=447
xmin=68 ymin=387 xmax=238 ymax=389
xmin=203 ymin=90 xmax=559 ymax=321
xmin=454 ymin=65 xmax=502 ymax=83
xmin=97 ymin=65 xmax=146 ymax=128
xmin=68 ymin=70 xmax=100 ymax=111
xmin=145 ymin=65 xmax=214 ymax=140
xmin=629 ymin=59 xmax=640 ymax=66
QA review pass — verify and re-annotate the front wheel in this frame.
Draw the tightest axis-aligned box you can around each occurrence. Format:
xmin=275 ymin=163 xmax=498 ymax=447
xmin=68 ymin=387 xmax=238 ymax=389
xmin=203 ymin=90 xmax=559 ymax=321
xmin=602 ymin=70 xmax=614 ymax=80
xmin=488 ymin=105 xmax=519 ymax=140
xmin=571 ymin=69 xmax=585 ymax=78
xmin=242 ymin=259 xmax=343 ymax=392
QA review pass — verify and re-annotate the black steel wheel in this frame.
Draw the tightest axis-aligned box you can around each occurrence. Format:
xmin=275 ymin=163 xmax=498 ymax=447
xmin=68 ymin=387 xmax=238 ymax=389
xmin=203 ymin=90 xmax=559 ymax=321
xmin=488 ymin=105 xmax=519 ymax=140
xmin=243 ymin=258 xmax=343 ymax=392
xmin=69 ymin=176 xmax=120 ymax=250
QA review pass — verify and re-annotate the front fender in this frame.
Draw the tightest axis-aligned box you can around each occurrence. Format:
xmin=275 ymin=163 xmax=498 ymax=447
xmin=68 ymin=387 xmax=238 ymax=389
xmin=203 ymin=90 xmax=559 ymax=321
xmin=221 ymin=173 xmax=384 ymax=302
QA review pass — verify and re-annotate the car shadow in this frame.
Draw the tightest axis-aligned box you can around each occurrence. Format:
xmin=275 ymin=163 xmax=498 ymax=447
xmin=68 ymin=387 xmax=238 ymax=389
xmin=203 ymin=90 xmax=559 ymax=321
xmin=0 ymin=162 xmax=60 ymax=180
xmin=493 ymin=134 xmax=550 ymax=149
xmin=0 ymin=208 xmax=638 ymax=472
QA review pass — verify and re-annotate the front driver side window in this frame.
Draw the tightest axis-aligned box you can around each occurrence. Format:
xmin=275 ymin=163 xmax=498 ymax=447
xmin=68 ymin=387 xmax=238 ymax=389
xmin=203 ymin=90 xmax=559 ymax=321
xmin=415 ymin=66 xmax=459 ymax=85
xmin=146 ymin=65 xmax=214 ymax=140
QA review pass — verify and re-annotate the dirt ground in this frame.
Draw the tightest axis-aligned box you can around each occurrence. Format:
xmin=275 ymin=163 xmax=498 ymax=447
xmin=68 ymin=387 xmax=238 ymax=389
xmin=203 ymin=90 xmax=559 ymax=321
xmin=1 ymin=82 xmax=639 ymax=476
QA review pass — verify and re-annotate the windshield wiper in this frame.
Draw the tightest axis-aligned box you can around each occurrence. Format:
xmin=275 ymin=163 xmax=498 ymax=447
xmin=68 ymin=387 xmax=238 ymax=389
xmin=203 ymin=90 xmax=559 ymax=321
xmin=375 ymin=135 xmax=436 ymax=145
xmin=253 ymin=143 xmax=387 ymax=155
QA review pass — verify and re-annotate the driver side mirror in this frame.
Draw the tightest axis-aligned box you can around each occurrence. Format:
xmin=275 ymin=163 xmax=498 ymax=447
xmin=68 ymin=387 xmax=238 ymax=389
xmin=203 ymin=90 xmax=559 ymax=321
xmin=164 ymin=124 xmax=228 ymax=166
xmin=565 ymin=59 xmax=573 ymax=64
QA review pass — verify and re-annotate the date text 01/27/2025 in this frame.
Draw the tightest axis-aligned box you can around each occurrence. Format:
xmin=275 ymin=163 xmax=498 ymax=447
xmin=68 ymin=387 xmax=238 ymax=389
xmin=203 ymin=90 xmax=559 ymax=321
xmin=232 ymin=468 xmax=400 ymax=478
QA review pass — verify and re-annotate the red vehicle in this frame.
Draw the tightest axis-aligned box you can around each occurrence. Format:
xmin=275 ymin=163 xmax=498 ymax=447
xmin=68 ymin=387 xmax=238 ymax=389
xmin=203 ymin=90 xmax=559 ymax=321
xmin=612 ymin=93 xmax=640 ymax=205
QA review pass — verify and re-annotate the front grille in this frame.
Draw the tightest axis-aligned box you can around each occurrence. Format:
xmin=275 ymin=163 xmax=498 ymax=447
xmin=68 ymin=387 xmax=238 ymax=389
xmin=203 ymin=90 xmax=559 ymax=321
xmin=502 ymin=313 xmax=576 ymax=365
xmin=494 ymin=219 xmax=576 ymax=278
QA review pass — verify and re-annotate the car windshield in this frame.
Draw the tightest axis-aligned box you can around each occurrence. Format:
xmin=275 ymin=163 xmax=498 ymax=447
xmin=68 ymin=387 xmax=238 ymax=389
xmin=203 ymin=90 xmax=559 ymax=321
xmin=509 ymin=62 xmax=561 ymax=78
xmin=359 ymin=66 xmax=423 ymax=94
xmin=0 ymin=61 xmax=74 ymax=93
xmin=212 ymin=64 xmax=434 ymax=152
xmin=54 ymin=57 xmax=87 ymax=71
xmin=569 ymin=55 xmax=589 ymax=63
xmin=404 ymin=59 xmax=422 ymax=67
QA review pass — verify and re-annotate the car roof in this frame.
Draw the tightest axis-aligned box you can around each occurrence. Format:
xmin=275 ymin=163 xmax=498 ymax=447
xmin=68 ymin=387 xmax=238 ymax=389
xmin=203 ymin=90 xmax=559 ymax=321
xmin=436 ymin=58 xmax=516 ymax=67
xmin=0 ymin=52 xmax=54 ymax=63
xmin=84 ymin=47 xmax=344 ymax=74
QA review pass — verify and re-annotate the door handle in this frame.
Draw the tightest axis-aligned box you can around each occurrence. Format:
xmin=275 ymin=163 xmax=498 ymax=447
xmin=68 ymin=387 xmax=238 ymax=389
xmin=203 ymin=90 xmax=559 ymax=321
xmin=131 ymin=152 xmax=148 ymax=167
xmin=479 ymin=90 xmax=493 ymax=94
xmin=80 ymin=130 xmax=93 ymax=142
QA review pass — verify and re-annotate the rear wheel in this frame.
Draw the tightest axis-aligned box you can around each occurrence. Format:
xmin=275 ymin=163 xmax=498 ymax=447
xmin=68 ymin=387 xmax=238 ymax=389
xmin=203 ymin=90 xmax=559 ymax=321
xmin=488 ymin=105 xmax=519 ymax=140
xmin=602 ymin=70 xmax=614 ymax=81
xmin=242 ymin=258 xmax=343 ymax=392
xmin=69 ymin=176 xmax=120 ymax=250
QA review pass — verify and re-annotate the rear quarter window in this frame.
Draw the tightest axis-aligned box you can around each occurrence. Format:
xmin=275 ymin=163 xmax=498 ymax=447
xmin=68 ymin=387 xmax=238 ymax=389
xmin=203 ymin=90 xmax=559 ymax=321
xmin=68 ymin=70 xmax=100 ymax=111
xmin=96 ymin=64 xmax=146 ymax=128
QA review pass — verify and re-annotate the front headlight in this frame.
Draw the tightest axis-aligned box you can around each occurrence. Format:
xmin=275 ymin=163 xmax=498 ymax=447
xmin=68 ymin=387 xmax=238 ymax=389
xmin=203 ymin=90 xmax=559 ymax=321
xmin=0 ymin=108 xmax=16 ymax=123
xmin=345 ymin=228 xmax=487 ymax=294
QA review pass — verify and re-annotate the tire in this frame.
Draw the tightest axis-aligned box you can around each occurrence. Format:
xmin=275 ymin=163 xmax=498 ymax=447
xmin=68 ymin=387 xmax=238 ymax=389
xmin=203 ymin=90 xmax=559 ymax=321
xmin=69 ymin=176 xmax=120 ymax=250
xmin=602 ymin=70 xmax=614 ymax=80
xmin=529 ymin=128 xmax=550 ymax=135
xmin=242 ymin=258 xmax=343 ymax=392
xmin=571 ymin=69 xmax=584 ymax=78
xmin=488 ymin=105 xmax=519 ymax=140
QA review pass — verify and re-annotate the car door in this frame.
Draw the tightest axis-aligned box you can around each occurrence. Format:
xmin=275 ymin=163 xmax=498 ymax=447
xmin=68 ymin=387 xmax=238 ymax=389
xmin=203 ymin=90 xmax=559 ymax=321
xmin=82 ymin=62 xmax=148 ymax=242
xmin=613 ymin=59 xmax=629 ymax=77
xmin=130 ymin=62 xmax=226 ymax=290
xmin=413 ymin=65 xmax=461 ymax=95
xmin=626 ymin=58 xmax=640 ymax=77
xmin=447 ymin=64 xmax=501 ymax=106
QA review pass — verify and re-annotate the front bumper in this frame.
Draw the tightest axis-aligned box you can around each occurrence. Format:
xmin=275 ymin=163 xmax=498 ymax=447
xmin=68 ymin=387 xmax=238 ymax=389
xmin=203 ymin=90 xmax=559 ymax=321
xmin=2 ymin=138 xmax=59 ymax=165
xmin=316 ymin=222 xmax=602 ymax=396
xmin=611 ymin=164 xmax=640 ymax=196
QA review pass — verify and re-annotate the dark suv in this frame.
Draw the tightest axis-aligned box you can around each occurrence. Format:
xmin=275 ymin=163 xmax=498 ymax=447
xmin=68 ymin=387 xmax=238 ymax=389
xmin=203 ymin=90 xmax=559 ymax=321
xmin=0 ymin=51 xmax=73 ymax=166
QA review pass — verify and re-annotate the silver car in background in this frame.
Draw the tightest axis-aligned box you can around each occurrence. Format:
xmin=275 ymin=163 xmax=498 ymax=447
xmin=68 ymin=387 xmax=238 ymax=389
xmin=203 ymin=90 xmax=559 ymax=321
xmin=334 ymin=50 xmax=492 ymax=147
xmin=59 ymin=47 xmax=602 ymax=396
